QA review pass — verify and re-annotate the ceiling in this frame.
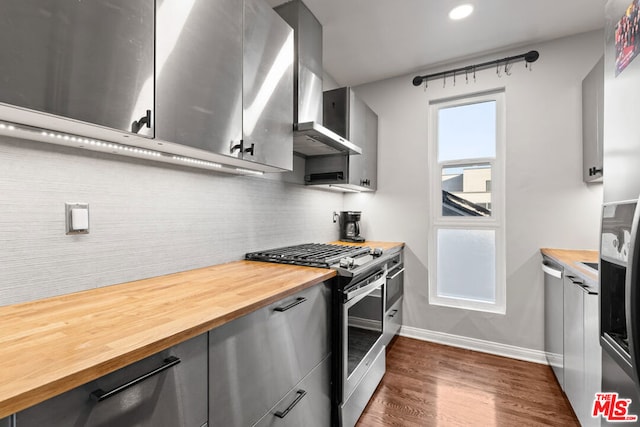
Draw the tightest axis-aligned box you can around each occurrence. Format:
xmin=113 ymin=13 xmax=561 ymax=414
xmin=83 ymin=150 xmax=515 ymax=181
xmin=267 ymin=0 xmax=606 ymax=87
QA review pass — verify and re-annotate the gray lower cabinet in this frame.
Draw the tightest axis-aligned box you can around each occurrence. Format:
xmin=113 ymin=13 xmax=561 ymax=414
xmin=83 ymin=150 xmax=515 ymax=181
xmin=563 ymin=274 xmax=601 ymax=427
xmin=16 ymin=333 xmax=208 ymax=427
xmin=382 ymin=254 xmax=404 ymax=347
xmin=209 ymin=282 xmax=331 ymax=427
xmin=563 ymin=275 xmax=584 ymax=415
xmin=543 ymin=258 xmax=564 ymax=388
xmin=584 ymin=290 xmax=602 ymax=423
xmin=0 ymin=416 xmax=11 ymax=427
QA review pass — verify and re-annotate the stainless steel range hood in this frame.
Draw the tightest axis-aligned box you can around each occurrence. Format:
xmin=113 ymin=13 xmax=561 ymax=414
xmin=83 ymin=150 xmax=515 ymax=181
xmin=274 ymin=0 xmax=361 ymax=157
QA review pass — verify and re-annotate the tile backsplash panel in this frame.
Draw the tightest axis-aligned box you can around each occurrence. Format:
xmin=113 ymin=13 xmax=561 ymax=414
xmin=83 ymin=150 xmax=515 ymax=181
xmin=0 ymin=136 xmax=342 ymax=306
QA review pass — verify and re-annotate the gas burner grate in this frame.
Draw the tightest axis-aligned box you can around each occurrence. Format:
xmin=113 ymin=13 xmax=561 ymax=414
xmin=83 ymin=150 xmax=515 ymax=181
xmin=246 ymin=243 xmax=371 ymax=268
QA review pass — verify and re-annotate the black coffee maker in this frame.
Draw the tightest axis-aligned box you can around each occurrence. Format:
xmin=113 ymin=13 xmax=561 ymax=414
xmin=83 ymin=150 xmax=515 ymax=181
xmin=339 ymin=211 xmax=365 ymax=242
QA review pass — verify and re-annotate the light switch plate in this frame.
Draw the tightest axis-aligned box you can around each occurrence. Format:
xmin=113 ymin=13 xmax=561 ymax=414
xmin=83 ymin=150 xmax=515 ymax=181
xmin=65 ymin=203 xmax=89 ymax=235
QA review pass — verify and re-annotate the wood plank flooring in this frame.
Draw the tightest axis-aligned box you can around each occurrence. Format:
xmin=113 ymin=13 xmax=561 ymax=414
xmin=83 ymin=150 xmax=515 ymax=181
xmin=357 ymin=337 xmax=579 ymax=426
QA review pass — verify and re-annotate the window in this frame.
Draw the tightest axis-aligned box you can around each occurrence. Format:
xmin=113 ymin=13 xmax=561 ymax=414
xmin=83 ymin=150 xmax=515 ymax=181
xmin=428 ymin=91 xmax=505 ymax=314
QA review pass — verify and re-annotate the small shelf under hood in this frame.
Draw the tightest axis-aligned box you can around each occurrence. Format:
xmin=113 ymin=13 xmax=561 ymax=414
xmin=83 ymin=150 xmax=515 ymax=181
xmin=293 ymin=121 xmax=362 ymax=157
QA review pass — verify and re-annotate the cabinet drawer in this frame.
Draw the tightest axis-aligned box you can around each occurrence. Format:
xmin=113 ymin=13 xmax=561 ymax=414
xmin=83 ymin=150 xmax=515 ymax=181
xmin=209 ymin=282 xmax=331 ymax=427
xmin=17 ymin=333 xmax=208 ymax=427
xmin=382 ymin=297 xmax=403 ymax=347
xmin=254 ymin=355 xmax=331 ymax=427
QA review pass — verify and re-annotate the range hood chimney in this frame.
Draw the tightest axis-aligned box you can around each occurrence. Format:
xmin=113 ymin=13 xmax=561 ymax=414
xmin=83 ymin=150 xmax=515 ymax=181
xmin=274 ymin=0 xmax=361 ymax=156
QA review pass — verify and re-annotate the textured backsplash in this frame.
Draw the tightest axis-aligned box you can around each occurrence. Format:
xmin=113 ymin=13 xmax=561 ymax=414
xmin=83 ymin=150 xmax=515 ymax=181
xmin=0 ymin=136 xmax=343 ymax=306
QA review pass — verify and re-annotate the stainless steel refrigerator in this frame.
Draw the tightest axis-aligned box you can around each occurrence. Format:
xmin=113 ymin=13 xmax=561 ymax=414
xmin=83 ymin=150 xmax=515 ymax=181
xmin=601 ymin=0 xmax=640 ymax=423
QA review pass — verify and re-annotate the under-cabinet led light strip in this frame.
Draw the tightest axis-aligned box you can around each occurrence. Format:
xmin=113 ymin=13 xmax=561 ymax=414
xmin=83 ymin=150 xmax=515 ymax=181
xmin=0 ymin=120 xmax=264 ymax=176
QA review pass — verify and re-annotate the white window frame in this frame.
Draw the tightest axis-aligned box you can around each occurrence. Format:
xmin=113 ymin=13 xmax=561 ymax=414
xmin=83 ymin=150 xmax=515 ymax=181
xmin=427 ymin=90 xmax=506 ymax=314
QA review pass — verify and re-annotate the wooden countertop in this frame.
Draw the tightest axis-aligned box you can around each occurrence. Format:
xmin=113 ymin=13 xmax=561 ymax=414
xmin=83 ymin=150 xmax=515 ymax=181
xmin=330 ymin=240 xmax=405 ymax=253
xmin=540 ymin=248 xmax=599 ymax=284
xmin=0 ymin=260 xmax=336 ymax=418
xmin=0 ymin=240 xmax=405 ymax=417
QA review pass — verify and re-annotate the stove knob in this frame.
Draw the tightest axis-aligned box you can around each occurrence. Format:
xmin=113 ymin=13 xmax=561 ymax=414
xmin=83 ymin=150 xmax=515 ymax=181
xmin=371 ymin=248 xmax=383 ymax=258
xmin=340 ymin=257 xmax=355 ymax=268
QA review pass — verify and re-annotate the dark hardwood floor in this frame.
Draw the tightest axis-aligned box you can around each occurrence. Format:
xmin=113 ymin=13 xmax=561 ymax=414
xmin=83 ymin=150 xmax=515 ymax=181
xmin=357 ymin=337 xmax=579 ymax=426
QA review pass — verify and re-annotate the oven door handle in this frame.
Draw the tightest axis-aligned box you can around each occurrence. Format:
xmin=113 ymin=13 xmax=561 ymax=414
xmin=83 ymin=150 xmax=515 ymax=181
xmin=344 ymin=274 xmax=385 ymax=305
xmin=387 ymin=267 xmax=405 ymax=280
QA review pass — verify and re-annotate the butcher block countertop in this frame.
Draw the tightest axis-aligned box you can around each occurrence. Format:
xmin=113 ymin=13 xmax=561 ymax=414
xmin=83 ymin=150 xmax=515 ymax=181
xmin=331 ymin=240 xmax=405 ymax=253
xmin=0 ymin=260 xmax=336 ymax=418
xmin=540 ymin=248 xmax=599 ymax=284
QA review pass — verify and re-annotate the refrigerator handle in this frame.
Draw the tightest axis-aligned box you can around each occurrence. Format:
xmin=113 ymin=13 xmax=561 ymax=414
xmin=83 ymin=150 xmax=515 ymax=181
xmin=626 ymin=198 xmax=640 ymax=390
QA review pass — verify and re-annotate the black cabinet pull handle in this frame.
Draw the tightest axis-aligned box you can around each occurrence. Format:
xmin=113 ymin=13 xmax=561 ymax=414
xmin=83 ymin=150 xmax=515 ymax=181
xmin=131 ymin=109 xmax=152 ymax=133
xmin=388 ymin=309 xmax=398 ymax=318
xmin=274 ymin=389 xmax=307 ymax=418
xmin=244 ymin=143 xmax=255 ymax=156
xmin=589 ymin=166 xmax=603 ymax=176
xmin=89 ymin=356 xmax=181 ymax=402
xmin=274 ymin=297 xmax=307 ymax=312
xmin=230 ymin=140 xmax=243 ymax=154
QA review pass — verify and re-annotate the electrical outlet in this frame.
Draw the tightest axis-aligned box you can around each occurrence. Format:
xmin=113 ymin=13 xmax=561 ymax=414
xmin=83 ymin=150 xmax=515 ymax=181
xmin=65 ymin=203 xmax=89 ymax=235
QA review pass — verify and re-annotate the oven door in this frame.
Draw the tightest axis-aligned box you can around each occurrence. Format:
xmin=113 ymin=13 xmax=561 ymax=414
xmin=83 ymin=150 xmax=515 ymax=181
xmin=342 ymin=269 xmax=385 ymax=400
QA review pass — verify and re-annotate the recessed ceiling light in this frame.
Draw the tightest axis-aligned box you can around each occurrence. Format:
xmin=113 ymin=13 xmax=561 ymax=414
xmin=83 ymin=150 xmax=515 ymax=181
xmin=449 ymin=4 xmax=474 ymax=20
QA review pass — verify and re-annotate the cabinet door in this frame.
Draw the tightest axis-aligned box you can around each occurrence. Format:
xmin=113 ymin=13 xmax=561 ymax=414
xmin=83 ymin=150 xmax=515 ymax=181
xmin=364 ymin=104 xmax=378 ymax=190
xmin=243 ymin=0 xmax=294 ymax=170
xmin=348 ymin=95 xmax=377 ymax=190
xmin=0 ymin=0 xmax=154 ymax=136
xmin=543 ymin=260 xmax=564 ymax=388
xmin=563 ymin=277 xmax=584 ymax=417
xmin=209 ymin=283 xmax=330 ymax=427
xmin=347 ymin=93 xmax=367 ymax=186
xmin=155 ymin=0 xmax=243 ymax=159
xmin=582 ymin=56 xmax=604 ymax=182
xmin=17 ymin=334 xmax=208 ymax=427
xmin=583 ymin=292 xmax=602 ymax=427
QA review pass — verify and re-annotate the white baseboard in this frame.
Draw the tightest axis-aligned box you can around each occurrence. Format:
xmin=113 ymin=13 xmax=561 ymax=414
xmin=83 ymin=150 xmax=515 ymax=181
xmin=399 ymin=325 xmax=549 ymax=365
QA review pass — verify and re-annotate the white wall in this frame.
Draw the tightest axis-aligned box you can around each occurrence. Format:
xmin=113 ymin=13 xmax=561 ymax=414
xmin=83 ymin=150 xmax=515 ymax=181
xmin=0 ymin=136 xmax=343 ymax=306
xmin=345 ymin=30 xmax=604 ymax=351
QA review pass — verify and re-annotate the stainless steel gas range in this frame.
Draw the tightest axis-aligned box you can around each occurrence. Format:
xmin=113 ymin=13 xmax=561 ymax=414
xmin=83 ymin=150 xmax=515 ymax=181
xmin=246 ymin=243 xmax=398 ymax=427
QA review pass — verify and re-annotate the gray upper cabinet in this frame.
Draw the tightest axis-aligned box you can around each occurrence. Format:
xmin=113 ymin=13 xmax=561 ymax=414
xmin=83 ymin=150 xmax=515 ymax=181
xmin=582 ymin=56 xmax=604 ymax=183
xmin=155 ymin=0 xmax=243 ymax=159
xmin=0 ymin=0 xmax=154 ymax=137
xmin=308 ymin=87 xmax=378 ymax=191
xmin=243 ymin=0 xmax=294 ymax=170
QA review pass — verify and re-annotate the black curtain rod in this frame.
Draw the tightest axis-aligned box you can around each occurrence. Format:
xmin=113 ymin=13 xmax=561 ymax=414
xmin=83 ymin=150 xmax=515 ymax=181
xmin=412 ymin=50 xmax=540 ymax=86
